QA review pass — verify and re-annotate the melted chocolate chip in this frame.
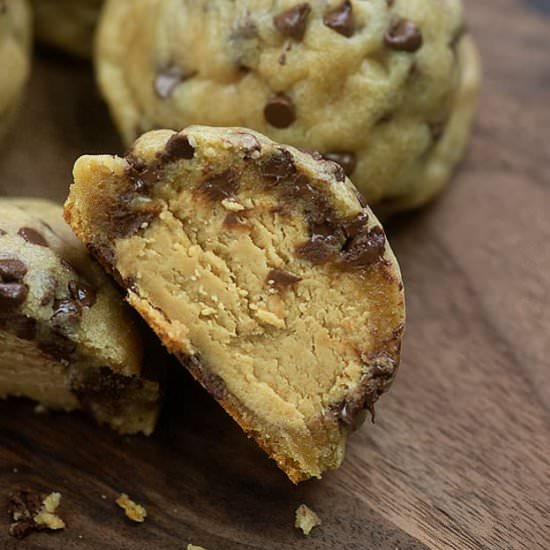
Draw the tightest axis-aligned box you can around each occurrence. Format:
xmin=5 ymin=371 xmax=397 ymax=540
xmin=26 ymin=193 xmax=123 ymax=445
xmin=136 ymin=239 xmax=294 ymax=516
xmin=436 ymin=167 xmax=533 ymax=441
xmin=0 ymin=228 xmax=6 ymax=236
xmin=126 ymin=155 xmax=162 ymax=192
xmin=0 ymin=258 xmax=27 ymax=282
xmin=68 ymin=280 xmax=96 ymax=308
xmin=197 ymin=170 xmax=239 ymax=202
xmin=323 ymin=152 xmax=357 ymax=177
xmin=161 ymin=133 xmax=195 ymax=162
xmin=8 ymin=490 xmax=46 ymax=539
xmin=296 ymin=234 xmax=342 ymax=264
xmin=264 ymin=93 xmax=296 ymax=128
xmin=52 ymin=298 xmax=82 ymax=322
xmin=339 ymin=226 xmax=386 ymax=269
xmin=323 ymin=0 xmax=354 ymax=38
xmin=260 ymin=148 xmax=297 ymax=183
xmin=384 ymin=20 xmax=423 ymax=52
xmin=0 ymin=282 xmax=28 ymax=309
xmin=274 ymin=3 xmax=311 ymax=41
xmin=266 ymin=269 xmax=302 ymax=290
xmin=18 ymin=227 xmax=48 ymax=247
xmin=154 ymin=65 xmax=196 ymax=99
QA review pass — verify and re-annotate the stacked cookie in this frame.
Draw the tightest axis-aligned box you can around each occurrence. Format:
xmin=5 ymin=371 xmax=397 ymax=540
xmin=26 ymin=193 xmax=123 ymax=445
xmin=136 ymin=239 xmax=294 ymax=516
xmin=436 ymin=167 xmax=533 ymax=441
xmin=0 ymin=0 xmax=480 ymax=482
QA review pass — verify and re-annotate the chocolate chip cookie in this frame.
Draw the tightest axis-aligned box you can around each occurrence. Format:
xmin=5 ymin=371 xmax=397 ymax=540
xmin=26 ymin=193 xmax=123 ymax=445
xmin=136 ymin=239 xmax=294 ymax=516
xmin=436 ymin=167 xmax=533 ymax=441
xmin=95 ymin=0 xmax=481 ymax=214
xmin=65 ymin=126 xmax=405 ymax=482
xmin=31 ymin=0 xmax=103 ymax=57
xmin=0 ymin=198 xmax=161 ymax=435
xmin=0 ymin=0 xmax=31 ymax=137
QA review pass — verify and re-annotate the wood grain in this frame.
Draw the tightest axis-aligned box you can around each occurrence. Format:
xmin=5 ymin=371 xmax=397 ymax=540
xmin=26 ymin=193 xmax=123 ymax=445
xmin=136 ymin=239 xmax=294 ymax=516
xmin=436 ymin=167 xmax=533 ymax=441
xmin=1 ymin=0 xmax=549 ymax=548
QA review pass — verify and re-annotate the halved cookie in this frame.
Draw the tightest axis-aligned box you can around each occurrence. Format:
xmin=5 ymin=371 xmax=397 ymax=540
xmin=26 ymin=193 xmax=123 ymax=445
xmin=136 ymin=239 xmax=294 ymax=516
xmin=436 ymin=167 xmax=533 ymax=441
xmin=65 ymin=126 xmax=405 ymax=481
xmin=0 ymin=198 xmax=160 ymax=435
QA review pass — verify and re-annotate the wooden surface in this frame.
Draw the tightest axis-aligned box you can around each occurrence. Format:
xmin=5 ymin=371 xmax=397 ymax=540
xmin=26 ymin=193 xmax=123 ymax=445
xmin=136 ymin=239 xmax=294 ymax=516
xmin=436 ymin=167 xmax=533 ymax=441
xmin=1 ymin=1 xmax=549 ymax=548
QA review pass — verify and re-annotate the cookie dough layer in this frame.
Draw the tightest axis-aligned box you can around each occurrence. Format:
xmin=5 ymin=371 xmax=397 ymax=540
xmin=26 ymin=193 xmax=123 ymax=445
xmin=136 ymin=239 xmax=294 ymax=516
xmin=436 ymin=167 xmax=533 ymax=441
xmin=96 ymin=0 xmax=481 ymax=214
xmin=0 ymin=199 xmax=160 ymax=435
xmin=31 ymin=0 xmax=103 ymax=57
xmin=65 ymin=126 xmax=405 ymax=482
xmin=0 ymin=0 xmax=31 ymax=137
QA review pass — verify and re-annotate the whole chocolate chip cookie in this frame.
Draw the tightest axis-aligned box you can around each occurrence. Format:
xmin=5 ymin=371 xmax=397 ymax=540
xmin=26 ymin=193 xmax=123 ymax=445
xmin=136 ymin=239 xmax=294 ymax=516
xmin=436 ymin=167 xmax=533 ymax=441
xmin=95 ymin=0 xmax=481 ymax=215
xmin=0 ymin=198 xmax=161 ymax=435
xmin=0 ymin=0 xmax=31 ymax=137
xmin=31 ymin=0 xmax=103 ymax=57
xmin=65 ymin=126 xmax=405 ymax=482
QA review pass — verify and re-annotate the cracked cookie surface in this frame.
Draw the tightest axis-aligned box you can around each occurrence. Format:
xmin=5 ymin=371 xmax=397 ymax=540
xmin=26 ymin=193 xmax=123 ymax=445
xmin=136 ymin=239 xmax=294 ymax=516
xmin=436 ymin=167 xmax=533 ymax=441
xmin=96 ymin=0 xmax=480 ymax=214
xmin=65 ymin=126 xmax=405 ymax=482
xmin=0 ymin=198 xmax=161 ymax=435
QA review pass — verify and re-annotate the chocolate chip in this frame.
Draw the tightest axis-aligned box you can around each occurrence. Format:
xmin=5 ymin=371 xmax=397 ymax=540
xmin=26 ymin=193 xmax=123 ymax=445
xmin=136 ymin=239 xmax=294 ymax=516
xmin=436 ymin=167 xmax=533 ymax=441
xmin=52 ymin=298 xmax=82 ymax=322
xmin=260 ymin=149 xmax=297 ymax=183
xmin=154 ymin=65 xmax=196 ymax=99
xmin=339 ymin=226 xmax=386 ymax=269
xmin=323 ymin=152 xmax=357 ymax=178
xmin=384 ymin=20 xmax=423 ymax=52
xmin=0 ymin=228 xmax=6 ymax=236
xmin=0 ymin=283 xmax=28 ymax=310
xmin=162 ymin=133 xmax=195 ymax=162
xmin=68 ymin=280 xmax=96 ymax=308
xmin=266 ymin=269 xmax=302 ymax=290
xmin=274 ymin=3 xmax=311 ymax=41
xmin=264 ymin=93 xmax=296 ymax=128
xmin=296 ymin=234 xmax=342 ymax=264
xmin=197 ymin=170 xmax=239 ymax=202
xmin=0 ymin=258 xmax=27 ymax=282
xmin=323 ymin=0 xmax=354 ymax=38
xmin=18 ymin=227 xmax=48 ymax=247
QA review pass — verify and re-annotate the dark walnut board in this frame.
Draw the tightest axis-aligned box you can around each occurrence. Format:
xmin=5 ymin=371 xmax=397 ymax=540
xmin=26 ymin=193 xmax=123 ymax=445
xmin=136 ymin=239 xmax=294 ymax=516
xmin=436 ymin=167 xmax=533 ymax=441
xmin=1 ymin=0 xmax=549 ymax=548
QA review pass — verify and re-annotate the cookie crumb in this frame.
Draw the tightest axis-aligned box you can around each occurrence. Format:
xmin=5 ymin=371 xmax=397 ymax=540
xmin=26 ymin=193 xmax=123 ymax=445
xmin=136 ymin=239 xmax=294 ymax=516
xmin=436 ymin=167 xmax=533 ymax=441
xmin=187 ymin=545 xmax=208 ymax=550
xmin=295 ymin=504 xmax=321 ymax=536
xmin=8 ymin=490 xmax=65 ymax=539
xmin=116 ymin=493 xmax=147 ymax=523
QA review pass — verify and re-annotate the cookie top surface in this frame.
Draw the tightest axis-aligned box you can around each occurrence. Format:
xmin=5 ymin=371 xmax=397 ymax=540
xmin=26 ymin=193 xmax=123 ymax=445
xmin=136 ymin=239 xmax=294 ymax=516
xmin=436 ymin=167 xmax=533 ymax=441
xmin=0 ymin=198 xmax=143 ymax=375
xmin=96 ymin=0 xmax=479 ymax=211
